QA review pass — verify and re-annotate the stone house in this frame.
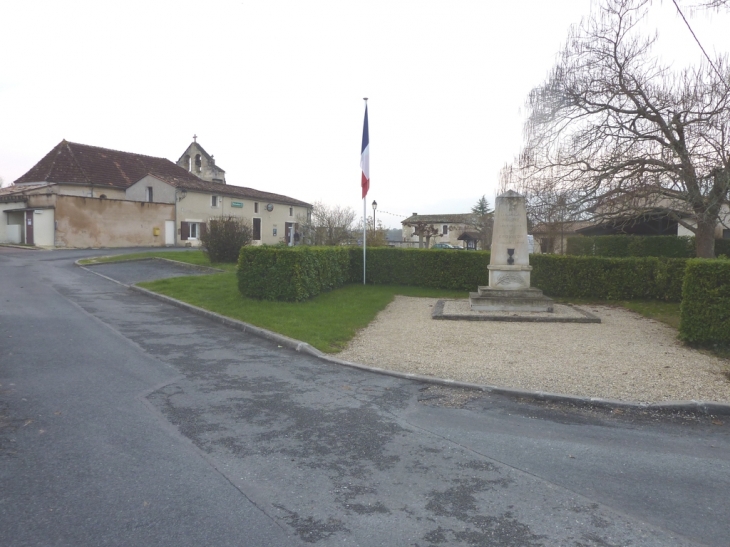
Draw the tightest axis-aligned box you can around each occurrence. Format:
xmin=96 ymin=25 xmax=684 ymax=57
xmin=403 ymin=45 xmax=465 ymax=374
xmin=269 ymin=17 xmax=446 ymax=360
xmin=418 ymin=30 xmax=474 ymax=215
xmin=401 ymin=213 xmax=490 ymax=249
xmin=1 ymin=139 xmax=311 ymax=248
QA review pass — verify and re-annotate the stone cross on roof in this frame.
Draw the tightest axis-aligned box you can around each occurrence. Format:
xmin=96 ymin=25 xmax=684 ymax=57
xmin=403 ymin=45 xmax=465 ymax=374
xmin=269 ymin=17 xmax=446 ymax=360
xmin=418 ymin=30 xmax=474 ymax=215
xmin=193 ymin=134 xmax=197 ymax=142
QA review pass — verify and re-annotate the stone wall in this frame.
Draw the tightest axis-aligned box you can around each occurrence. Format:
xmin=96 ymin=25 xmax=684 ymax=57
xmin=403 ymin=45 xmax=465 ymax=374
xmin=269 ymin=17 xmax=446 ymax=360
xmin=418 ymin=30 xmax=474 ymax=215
xmin=42 ymin=195 xmax=173 ymax=248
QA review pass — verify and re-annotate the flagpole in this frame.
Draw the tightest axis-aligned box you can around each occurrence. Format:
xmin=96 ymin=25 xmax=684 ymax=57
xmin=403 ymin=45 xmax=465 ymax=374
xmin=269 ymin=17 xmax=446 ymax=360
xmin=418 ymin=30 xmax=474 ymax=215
xmin=361 ymin=98 xmax=369 ymax=285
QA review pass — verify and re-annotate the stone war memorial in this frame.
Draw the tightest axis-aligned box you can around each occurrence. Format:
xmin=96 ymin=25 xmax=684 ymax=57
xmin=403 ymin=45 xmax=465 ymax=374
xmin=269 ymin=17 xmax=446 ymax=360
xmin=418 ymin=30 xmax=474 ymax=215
xmin=470 ymin=190 xmax=554 ymax=312
xmin=432 ymin=190 xmax=600 ymax=323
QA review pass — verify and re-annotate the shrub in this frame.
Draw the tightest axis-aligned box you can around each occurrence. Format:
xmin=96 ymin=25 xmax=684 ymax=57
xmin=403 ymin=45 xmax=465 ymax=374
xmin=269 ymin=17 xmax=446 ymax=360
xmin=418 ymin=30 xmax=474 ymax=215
xmin=200 ymin=215 xmax=253 ymax=263
xmin=237 ymin=246 xmax=350 ymax=301
xmin=679 ymin=259 xmax=730 ymax=344
xmin=530 ymin=255 xmax=686 ymax=301
xmin=566 ymin=235 xmax=694 ymax=258
xmin=348 ymin=248 xmax=490 ymax=291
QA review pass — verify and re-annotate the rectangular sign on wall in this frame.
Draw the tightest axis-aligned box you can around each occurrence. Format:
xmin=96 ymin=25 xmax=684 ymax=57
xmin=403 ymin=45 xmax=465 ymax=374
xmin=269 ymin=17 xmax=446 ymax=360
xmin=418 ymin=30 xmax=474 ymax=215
xmin=231 ymin=201 xmax=243 ymax=208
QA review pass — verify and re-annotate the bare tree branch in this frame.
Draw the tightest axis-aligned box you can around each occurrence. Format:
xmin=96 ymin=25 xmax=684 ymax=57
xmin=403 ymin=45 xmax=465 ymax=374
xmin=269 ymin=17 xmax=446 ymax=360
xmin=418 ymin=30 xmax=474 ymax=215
xmin=505 ymin=0 xmax=730 ymax=257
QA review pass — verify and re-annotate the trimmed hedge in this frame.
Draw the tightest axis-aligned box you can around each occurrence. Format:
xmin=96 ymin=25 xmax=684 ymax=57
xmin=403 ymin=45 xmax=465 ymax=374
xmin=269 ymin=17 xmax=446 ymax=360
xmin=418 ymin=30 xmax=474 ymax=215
xmin=530 ymin=255 xmax=687 ymax=301
xmin=567 ymin=235 xmax=730 ymax=258
xmin=566 ymin=235 xmax=694 ymax=258
xmin=348 ymin=247 xmax=490 ymax=291
xmin=679 ymin=259 xmax=730 ymax=344
xmin=237 ymin=246 xmax=350 ymax=301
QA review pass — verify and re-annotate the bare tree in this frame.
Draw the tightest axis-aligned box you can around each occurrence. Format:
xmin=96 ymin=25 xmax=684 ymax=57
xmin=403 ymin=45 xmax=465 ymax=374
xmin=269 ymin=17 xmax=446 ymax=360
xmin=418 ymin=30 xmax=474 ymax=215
xmin=297 ymin=201 xmax=356 ymax=246
xmin=504 ymin=0 xmax=730 ymax=258
xmin=402 ymin=221 xmax=440 ymax=248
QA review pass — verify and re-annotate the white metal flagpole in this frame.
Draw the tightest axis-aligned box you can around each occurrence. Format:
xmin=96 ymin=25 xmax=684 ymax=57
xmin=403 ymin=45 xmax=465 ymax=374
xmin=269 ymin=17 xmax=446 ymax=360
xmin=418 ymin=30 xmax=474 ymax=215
xmin=363 ymin=197 xmax=367 ymax=284
xmin=361 ymin=98 xmax=369 ymax=285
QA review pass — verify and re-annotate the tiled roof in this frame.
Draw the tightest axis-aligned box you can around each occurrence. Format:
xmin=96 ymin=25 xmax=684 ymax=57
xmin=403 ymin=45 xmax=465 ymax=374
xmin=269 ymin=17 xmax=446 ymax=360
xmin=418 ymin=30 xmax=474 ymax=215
xmin=14 ymin=141 xmax=200 ymax=189
xmin=0 ymin=183 xmax=50 ymax=202
xmin=14 ymin=141 xmax=311 ymax=208
xmin=402 ymin=213 xmax=478 ymax=225
xmin=152 ymin=172 xmax=311 ymax=207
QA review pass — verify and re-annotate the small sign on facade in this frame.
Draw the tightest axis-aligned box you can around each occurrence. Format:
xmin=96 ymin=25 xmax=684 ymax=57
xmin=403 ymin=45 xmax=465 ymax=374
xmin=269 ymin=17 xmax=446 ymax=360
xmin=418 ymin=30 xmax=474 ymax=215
xmin=231 ymin=201 xmax=243 ymax=208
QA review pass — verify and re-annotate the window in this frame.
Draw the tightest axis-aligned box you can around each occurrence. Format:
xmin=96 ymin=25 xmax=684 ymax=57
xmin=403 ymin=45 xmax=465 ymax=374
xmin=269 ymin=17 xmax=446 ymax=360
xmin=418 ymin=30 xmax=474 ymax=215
xmin=442 ymin=224 xmax=448 ymax=235
xmin=146 ymin=187 xmax=153 ymax=202
xmin=289 ymin=207 xmax=293 ymax=217
xmin=724 ymin=229 xmax=730 ymax=239
xmin=254 ymin=202 xmax=259 ymax=213
xmin=180 ymin=221 xmax=205 ymax=241
xmin=211 ymin=195 xmax=219 ymax=207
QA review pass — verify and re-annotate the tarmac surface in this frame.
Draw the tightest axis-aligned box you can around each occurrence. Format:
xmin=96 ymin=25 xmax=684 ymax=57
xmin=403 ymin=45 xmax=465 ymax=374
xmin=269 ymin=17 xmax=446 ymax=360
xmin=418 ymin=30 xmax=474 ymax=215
xmin=2 ymin=247 xmax=729 ymax=547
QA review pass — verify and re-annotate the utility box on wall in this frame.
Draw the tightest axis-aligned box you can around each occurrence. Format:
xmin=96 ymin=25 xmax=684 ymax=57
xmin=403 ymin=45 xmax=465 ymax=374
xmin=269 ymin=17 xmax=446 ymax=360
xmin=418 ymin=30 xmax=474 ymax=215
xmin=153 ymin=227 xmax=160 ymax=236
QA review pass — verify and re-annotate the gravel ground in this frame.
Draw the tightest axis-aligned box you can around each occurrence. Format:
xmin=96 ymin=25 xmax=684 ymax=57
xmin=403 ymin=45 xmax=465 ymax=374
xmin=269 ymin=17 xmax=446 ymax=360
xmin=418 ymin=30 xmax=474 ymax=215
xmin=337 ymin=296 xmax=730 ymax=404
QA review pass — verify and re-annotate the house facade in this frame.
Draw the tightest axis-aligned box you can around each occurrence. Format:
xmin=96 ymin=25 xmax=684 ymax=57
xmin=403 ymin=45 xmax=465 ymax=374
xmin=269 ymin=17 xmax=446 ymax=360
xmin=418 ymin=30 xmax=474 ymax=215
xmin=401 ymin=213 xmax=490 ymax=249
xmin=1 ymin=140 xmax=311 ymax=248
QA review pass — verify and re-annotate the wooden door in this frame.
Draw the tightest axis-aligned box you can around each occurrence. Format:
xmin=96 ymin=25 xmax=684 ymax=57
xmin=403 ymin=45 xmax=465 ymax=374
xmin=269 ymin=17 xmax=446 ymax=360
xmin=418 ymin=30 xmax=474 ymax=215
xmin=25 ymin=211 xmax=34 ymax=246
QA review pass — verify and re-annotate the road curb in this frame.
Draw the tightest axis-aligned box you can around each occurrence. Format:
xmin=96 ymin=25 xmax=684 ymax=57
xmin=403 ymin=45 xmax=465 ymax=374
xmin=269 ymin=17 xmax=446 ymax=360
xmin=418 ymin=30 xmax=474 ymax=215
xmin=128 ymin=284 xmax=730 ymax=417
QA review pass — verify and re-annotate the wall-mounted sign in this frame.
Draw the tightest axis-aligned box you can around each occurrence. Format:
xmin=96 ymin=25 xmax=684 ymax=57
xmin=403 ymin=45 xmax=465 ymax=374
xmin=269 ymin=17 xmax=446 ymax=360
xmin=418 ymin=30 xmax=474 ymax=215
xmin=231 ymin=201 xmax=243 ymax=208
xmin=266 ymin=203 xmax=274 ymax=212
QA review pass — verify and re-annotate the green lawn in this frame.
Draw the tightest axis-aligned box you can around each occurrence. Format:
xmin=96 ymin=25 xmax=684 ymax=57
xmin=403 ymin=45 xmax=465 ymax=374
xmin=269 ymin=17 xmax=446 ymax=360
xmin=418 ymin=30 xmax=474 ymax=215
xmin=79 ymin=251 xmax=237 ymax=272
xmin=140 ymin=273 xmax=467 ymax=352
xmin=87 ymin=250 xmax=686 ymax=353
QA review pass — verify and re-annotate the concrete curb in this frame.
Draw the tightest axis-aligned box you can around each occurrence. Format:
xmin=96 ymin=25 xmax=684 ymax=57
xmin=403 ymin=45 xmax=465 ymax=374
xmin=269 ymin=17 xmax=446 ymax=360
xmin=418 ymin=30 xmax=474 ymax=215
xmin=76 ymin=256 xmax=225 ymax=273
xmin=128 ymin=284 xmax=730 ymax=417
xmin=74 ymin=256 xmax=730 ymax=417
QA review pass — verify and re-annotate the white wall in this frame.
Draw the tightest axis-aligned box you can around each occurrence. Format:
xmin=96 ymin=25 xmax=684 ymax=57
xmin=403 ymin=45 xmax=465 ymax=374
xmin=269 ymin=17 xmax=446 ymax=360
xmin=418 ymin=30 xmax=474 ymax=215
xmin=126 ymin=175 xmax=177 ymax=203
xmin=31 ymin=209 xmax=55 ymax=247
xmin=0 ymin=202 xmax=25 ymax=244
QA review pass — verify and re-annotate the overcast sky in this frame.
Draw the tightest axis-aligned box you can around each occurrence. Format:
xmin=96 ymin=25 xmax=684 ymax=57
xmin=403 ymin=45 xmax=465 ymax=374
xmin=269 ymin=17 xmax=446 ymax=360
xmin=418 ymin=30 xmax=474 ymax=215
xmin=1 ymin=0 xmax=728 ymax=227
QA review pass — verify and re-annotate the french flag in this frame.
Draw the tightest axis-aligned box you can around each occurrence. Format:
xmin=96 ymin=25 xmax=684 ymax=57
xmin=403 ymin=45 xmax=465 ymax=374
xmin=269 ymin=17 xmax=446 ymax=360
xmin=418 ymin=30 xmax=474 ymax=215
xmin=360 ymin=102 xmax=370 ymax=199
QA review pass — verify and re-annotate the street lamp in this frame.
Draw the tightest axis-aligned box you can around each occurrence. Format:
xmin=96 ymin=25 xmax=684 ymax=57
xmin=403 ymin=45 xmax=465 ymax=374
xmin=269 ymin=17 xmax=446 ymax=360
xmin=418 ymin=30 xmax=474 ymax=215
xmin=371 ymin=200 xmax=377 ymax=231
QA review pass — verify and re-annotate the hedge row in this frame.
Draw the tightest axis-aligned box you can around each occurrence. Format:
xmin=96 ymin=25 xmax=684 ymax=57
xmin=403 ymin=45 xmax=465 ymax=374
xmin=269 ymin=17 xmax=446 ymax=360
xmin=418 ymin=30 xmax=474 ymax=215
xmin=237 ymin=246 xmax=350 ymax=301
xmin=679 ymin=259 xmax=730 ymax=344
xmin=566 ymin=235 xmax=730 ymax=258
xmin=530 ymin=255 xmax=687 ymax=301
xmin=348 ymin=247 xmax=490 ymax=291
xmin=238 ymin=246 xmax=688 ymax=302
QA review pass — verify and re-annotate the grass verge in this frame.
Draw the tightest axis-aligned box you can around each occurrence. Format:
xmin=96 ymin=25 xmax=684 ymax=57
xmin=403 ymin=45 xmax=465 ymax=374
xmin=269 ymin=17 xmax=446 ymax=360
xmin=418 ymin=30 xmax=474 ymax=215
xmin=139 ymin=273 xmax=467 ymax=353
xmin=78 ymin=250 xmax=236 ymax=272
xmin=88 ymin=250 xmax=698 ymax=355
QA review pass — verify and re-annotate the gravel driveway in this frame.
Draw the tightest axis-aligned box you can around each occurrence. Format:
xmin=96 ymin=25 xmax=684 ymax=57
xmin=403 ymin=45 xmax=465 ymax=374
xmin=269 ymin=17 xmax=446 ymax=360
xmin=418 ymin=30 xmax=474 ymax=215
xmin=337 ymin=296 xmax=730 ymax=404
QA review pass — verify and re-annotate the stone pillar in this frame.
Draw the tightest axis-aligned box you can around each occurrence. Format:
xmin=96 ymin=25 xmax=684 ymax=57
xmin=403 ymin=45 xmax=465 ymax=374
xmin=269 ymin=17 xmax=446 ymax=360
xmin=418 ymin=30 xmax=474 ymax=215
xmin=469 ymin=190 xmax=553 ymax=312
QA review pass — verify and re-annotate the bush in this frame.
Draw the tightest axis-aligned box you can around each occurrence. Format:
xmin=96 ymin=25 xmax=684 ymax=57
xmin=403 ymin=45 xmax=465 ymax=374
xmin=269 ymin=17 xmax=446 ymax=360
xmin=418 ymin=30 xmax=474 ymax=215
xmin=348 ymin=248 xmax=490 ymax=291
xmin=566 ymin=235 xmax=694 ymax=258
xmin=530 ymin=255 xmax=687 ymax=301
xmin=200 ymin=215 xmax=253 ymax=263
xmin=679 ymin=259 xmax=730 ymax=344
xmin=237 ymin=246 xmax=350 ymax=301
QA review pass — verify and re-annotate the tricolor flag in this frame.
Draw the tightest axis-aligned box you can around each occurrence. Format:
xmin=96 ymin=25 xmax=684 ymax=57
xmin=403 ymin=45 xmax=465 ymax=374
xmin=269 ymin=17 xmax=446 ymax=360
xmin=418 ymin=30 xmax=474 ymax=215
xmin=360 ymin=103 xmax=370 ymax=199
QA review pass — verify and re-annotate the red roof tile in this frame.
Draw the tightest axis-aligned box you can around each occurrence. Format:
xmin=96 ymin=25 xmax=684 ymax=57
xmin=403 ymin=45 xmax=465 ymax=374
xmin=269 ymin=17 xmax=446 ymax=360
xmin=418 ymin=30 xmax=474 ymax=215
xmin=14 ymin=141 xmax=311 ymax=208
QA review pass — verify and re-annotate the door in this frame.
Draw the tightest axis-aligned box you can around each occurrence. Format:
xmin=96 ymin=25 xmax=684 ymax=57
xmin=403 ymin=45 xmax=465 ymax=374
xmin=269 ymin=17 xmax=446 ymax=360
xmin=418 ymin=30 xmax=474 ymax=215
xmin=25 ymin=211 xmax=34 ymax=246
xmin=165 ymin=220 xmax=175 ymax=245
xmin=285 ymin=222 xmax=295 ymax=246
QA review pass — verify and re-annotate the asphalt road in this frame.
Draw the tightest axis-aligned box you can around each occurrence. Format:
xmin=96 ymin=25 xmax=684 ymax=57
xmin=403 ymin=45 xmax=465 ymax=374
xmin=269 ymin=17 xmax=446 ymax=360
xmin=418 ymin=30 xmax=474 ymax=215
xmin=1 ymin=247 xmax=729 ymax=547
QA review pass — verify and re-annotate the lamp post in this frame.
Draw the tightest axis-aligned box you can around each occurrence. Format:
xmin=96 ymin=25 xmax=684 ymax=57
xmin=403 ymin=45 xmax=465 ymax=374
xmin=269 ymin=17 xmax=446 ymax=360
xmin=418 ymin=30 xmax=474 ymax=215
xmin=371 ymin=200 xmax=377 ymax=231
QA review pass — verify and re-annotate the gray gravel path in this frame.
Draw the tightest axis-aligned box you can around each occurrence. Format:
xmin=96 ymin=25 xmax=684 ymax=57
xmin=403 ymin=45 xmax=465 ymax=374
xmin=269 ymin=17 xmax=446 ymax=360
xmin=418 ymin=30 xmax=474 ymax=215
xmin=337 ymin=296 xmax=730 ymax=404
